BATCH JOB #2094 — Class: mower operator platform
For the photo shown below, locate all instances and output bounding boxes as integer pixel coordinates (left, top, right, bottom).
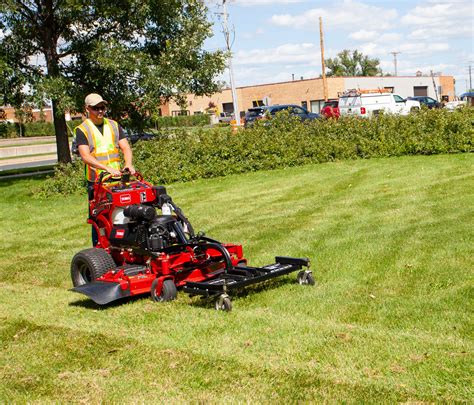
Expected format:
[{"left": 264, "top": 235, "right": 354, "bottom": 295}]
[{"left": 70, "top": 170, "right": 315, "bottom": 311}]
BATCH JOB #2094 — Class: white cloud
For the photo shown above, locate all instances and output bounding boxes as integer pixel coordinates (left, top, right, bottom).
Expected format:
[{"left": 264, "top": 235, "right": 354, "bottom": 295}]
[
  {"left": 206, "top": 0, "right": 304, "bottom": 5},
  {"left": 271, "top": 0, "right": 398, "bottom": 31},
  {"left": 402, "top": 0, "right": 473, "bottom": 40},
  {"left": 231, "top": 0, "right": 304, "bottom": 5},
  {"left": 242, "top": 27, "right": 265, "bottom": 39},
  {"left": 409, "top": 25, "right": 472, "bottom": 40},
  {"left": 349, "top": 30, "right": 378, "bottom": 41},
  {"left": 234, "top": 42, "right": 322, "bottom": 66}
]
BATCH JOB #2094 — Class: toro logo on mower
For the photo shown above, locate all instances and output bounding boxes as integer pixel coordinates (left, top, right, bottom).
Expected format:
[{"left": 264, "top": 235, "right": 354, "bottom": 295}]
[{"left": 119, "top": 194, "right": 132, "bottom": 204}]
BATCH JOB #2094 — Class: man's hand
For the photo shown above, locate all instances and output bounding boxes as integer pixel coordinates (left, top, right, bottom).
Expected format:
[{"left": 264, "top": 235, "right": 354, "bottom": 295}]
[
  {"left": 106, "top": 166, "right": 122, "bottom": 176},
  {"left": 125, "top": 165, "right": 136, "bottom": 175}
]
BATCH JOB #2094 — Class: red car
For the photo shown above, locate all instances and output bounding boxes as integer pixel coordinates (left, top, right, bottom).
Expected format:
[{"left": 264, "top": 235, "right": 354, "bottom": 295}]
[{"left": 321, "top": 100, "right": 340, "bottom": 119}]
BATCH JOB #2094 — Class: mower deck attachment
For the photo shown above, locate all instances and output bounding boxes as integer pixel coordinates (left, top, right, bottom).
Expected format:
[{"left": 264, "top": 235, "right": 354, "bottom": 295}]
[
  {"left": 183, "top": 256, "right": 311, "bottom": 298},
  {"left": 71, "top": 281, "right": 131, "bottom": 305}
]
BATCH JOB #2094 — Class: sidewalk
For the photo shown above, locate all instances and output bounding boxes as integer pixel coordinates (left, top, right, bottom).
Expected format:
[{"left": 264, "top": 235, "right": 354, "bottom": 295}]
[{"left": 0, "top": 136, "right": 56, "bottom": 146}]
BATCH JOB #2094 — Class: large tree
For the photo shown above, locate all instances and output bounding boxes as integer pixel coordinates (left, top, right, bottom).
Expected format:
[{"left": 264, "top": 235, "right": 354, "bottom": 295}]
[
  {"left": 0, "top": 0, "right": 226, "bottom": 163},
  {"left": 325, "top": 49, "right": 381, "bottom": 77}
]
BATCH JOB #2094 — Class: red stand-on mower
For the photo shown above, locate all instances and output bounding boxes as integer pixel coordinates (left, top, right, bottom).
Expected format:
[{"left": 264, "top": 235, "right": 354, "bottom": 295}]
[{"left": 71, "top": 170, "right": 314, "bottom": 310}]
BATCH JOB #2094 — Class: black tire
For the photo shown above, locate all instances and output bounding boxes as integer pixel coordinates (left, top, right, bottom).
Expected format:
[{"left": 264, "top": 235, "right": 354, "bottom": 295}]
[
  {"left": 71, "top": 248, "right": 116, "bottom": 287},
  {"left": 151, "top": 279, "right": 177, "bottom": 302},
  {"left": 215, "top": 295, "right": 232, "bottom": 311},
  {"left": 297, "top": 270, "right": 316, "bottom": 286}
]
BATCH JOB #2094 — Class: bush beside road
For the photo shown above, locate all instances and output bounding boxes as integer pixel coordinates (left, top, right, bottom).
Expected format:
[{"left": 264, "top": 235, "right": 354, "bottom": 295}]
[{"left": 38, "top": 107, "right": 473, "bottom": 196}]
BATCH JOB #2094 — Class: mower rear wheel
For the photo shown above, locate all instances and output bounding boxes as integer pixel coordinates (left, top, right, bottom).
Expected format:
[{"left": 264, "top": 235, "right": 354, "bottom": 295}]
[
  {"left": 215, "top": 294, "right": 232, "bottom": 312},
  {"left": 71, "top": 248, "right": 116, "bottom": 287},
  {"left": 151, "top": 279, "right": 177, "bottom": 302}
]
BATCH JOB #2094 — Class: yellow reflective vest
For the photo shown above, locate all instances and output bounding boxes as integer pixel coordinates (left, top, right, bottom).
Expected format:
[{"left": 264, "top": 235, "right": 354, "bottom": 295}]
[{"left": 74, "top": 118, "right": 121, "bottom": 182}]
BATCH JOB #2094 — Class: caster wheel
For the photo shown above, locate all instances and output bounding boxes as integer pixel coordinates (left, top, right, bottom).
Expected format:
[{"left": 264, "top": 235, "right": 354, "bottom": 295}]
[
  {"left": 215, "top": 294, "right": 232, "bottom": 311},
  {"left": 151, "top": 279, "right": 177, "bottom": 302},
  {"left": 297, "top": 270, "right": 315, "bottom": 286}
]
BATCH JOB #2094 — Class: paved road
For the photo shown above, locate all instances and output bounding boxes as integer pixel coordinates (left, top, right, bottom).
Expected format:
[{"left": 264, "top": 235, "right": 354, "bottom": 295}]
[
  {"left": 0, "top": 137, "right": 61, "bottom": 172},
  {"left": 0, "top": 158, "right": 57, "bottom": 172}
]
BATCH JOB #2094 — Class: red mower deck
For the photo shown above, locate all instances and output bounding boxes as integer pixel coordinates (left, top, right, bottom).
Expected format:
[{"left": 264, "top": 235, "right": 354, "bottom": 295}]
[{"left": 70, "top": 171, "right": 314, "bottom": 310}]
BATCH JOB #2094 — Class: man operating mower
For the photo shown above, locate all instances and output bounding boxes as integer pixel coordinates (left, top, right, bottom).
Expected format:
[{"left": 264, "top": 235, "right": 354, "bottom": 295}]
[{"left": 74, "top": 93, "right": 135, "bottom": 245}]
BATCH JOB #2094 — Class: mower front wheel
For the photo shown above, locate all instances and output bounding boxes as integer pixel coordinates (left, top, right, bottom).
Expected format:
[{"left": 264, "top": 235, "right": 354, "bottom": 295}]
[
  {"left": 215, "top": 294, "right": 232, "bottom": 312},
  {"left": 151, "top": 279, "right": 177, "bottom": 302},
  {"left": 71, "top": 248, "right": 116, "bottom": 287},
  {"left": 297, "top": 270, "right": 315, "bottom": 286}
]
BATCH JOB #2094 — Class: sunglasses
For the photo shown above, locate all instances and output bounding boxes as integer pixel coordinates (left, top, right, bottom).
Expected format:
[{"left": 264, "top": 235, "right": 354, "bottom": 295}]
[{"left": 90, "top": 105, "right": 106, "bottom": 111}]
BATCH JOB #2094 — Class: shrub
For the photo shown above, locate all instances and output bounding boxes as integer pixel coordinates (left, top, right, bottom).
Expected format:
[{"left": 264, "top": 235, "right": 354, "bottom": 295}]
[
  {"left": 36, "top": 108, "right": 473, "bottom": 196},
  {"left": 34, "top": 160, "right": 86, "bottom": 198},
  {"left": 149, "top": 114, "right": 211, "bottom": 128}
]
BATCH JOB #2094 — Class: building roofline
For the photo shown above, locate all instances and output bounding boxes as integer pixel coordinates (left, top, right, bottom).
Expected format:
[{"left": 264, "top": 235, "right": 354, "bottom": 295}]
[{"left": 224, "top": 74, "right": 454, "bottom": 91}]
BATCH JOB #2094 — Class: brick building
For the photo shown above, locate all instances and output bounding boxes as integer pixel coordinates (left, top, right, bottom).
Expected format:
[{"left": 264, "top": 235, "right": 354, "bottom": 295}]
[
  {"left": 0, "top": 106, "right": 53, "bottom": 123},
  {"left": 163, "top": 75, "right": 455, "bottom": 118}
]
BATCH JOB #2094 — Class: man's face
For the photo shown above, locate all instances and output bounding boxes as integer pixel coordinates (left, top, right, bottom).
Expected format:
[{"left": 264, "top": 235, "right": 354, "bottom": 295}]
[{"left": 87, "top": 103, "right": 106, "bottom": 121}]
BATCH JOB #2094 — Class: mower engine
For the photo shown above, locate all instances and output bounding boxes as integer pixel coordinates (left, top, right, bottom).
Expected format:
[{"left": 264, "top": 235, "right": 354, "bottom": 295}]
[{"left": 71, "top": 170, "right": 314, "bottom": 311}]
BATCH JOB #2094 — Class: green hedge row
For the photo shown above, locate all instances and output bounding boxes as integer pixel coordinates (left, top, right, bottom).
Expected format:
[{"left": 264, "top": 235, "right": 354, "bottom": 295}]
[
  {"left": 36, "top": 108, "right": 473, "bottom": 197},
  {"left": 0, "top": 120, "right": 83, "bottom": 138},
  {"left": 149, "top": 114, "right": 210, "bottom": 128}
]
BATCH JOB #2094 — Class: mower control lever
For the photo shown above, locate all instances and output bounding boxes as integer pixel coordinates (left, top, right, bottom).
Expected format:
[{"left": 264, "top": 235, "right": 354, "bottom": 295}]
[{"left": 98, "top": 169, "right": 144, "bottom": 184}]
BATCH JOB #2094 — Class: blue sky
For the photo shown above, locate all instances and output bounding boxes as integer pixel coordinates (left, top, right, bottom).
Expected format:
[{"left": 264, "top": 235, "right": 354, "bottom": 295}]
[{"left": 205, "top": 0, "right": 473, "bottom": 95}]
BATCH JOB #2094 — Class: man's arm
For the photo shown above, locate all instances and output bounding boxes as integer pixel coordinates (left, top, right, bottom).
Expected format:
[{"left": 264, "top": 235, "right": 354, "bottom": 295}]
[
  {"left": 118, "top": 138, "right": 135, "bottom": 174},
  {"left": 78, "top": 145, "right": 122, "bottom": 176}
]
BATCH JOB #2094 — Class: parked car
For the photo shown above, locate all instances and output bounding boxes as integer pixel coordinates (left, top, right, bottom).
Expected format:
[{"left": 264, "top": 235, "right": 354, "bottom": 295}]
[
  {"left": 218, "top": 112, "right": 234, "bottom": 124},
  {"left": 405, "top": 96, "right": 442, "bottom": 109},
  {"left": 338, "top": 89, "right": 420, "bottom": 117},
  {"left": 320, "top": 100, "right": 340, "bottom": 119},
  {"left": 124, "top": 129, "right": 156, "bottom": 145},
  {"left": 244, "top": 104, "right": 319, "bottom": 127}
]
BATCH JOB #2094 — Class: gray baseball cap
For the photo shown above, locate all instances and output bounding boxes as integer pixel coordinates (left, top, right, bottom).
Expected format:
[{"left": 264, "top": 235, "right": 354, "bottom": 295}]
[{"left": 85, "top": 93, "right": 108, "bottom": 107}]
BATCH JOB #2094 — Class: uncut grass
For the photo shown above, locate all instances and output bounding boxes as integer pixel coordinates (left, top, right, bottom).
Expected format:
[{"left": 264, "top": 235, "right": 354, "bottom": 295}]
[{"left": 0, "top": 154, "right": 473, "bottom": 402}]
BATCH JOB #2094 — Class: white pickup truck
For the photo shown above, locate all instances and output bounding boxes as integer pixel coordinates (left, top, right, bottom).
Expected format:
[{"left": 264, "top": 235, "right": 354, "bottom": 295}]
[{"left": 338, "top": 89, "right": 420, "bottom": 117}]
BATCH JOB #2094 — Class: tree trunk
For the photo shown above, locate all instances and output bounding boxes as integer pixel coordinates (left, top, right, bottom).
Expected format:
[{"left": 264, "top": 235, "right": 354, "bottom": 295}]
[{"left": 52, "top": 99, "right": 71, "bottom": 164}]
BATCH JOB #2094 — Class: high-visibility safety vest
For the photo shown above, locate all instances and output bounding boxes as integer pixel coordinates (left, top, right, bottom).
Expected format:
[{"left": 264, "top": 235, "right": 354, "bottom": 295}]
[{"left": 74, "top": 118, "right": 121, "bottom": 182}]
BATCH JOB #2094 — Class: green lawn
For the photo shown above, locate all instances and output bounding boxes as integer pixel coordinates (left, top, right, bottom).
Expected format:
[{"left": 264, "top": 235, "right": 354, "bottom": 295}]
[{"left": 0, "top": 154, "right": 472, "bottom": 402}]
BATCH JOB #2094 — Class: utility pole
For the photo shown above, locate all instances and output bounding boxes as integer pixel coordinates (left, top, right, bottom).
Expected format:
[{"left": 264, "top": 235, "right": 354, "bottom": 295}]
[
  {"left": 469, "top": 64, "right": 472, "bottom": 91},
  {"left": 390, "top": 51, "right": 400, "bottom": 76},
  {"left": 431, "top": 70, "right": 439, "bottom": 101},
  {"left": 222, "top": 0, "right": 241, "bottom": 126},
  {"left": 319, "top": 17, "right": 328, "bottom": 101}
]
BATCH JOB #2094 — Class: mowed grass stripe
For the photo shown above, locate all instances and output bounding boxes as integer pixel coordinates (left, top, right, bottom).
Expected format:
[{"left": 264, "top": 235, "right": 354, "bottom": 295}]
[
  {"left": 0, "top": 313, "right": 469, "bottom": 402},
  {"left": 0, "top": 154, "right": 473, "bottom": 401}
]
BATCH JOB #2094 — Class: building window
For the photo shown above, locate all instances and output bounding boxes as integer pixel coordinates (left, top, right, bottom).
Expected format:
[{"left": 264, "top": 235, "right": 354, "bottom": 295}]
[
  {"left": 222, "top": 102, "right": 234, "bottom": 113},
  {"left": 384, "top": 87, "right": 394, "bottom": 93},
  {"left": 310, "top": 100, "right": 324, "bottom": 114},
  {"left": 252, "top": 100, "right": 264, "bottom": 107},
  {"left": 301, "top": 101, "right": 308, "bottom": 109},
  {"left": 172, "top": 110, "right": 190, "bottom": 116},
  {"left": 413, "top": 86, "right": 428, "bottom": 97}
]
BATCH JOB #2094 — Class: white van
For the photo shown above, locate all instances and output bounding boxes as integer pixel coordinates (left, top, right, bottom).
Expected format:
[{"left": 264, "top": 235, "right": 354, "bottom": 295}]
[{"left": 338, "top": 89, "right": 420, "bottom": 117}]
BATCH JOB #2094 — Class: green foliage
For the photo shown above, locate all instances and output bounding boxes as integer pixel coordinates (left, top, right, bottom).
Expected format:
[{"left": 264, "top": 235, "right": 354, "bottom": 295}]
[
  {"left": 1, "top": 0, "right": 226, "bottom": 161},
  {"left": 149, "top": 114, "right": 211, "bottom": 128},
  {"left": 326, "top": 49, "right": 382, "bottom": 76},
  {"left": 34, "top": 161, "right": 86, "bottom": 197},
  {"left": 36, "top": 108, "right": 473, "bottom": 196},
  {"left": 0, "top": 119, "right": 80, "bottom": 138}
]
